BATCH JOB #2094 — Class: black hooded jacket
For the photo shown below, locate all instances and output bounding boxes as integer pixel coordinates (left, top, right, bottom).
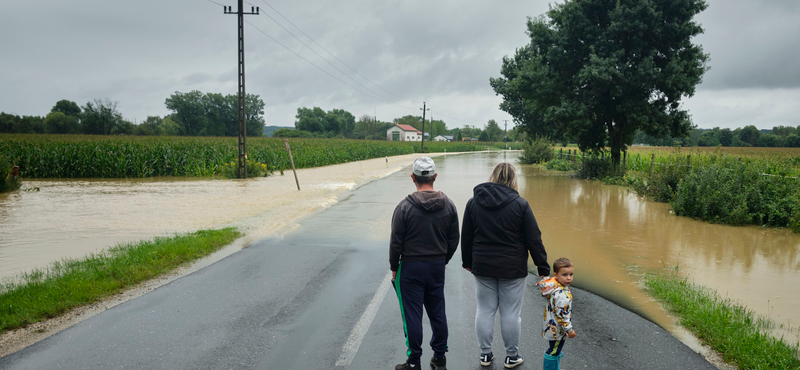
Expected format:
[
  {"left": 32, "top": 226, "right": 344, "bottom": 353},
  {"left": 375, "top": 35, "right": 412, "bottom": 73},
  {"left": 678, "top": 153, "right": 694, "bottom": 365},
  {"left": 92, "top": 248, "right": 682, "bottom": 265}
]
[
  {"left": 461, "top": 182, "right": 549, "bottom": 279},
  {"left": 389, "top": 191, "right": 460, "bottom": 271}
]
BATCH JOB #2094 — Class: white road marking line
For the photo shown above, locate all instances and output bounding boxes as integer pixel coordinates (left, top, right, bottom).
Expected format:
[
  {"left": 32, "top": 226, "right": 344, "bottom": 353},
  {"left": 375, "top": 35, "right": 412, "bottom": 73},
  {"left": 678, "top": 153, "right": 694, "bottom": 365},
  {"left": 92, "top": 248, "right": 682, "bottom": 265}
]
[{"left": 335, "top": 271, "right": 393, "bottom": 367}]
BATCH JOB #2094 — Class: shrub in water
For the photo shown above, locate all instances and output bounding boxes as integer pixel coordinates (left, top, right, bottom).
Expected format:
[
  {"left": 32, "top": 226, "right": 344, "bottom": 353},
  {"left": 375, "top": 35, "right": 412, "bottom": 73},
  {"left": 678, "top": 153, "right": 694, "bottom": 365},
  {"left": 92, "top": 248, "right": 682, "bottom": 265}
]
[
  {"left": 544, "top": 159, "right": 577, "bottom": 172},
  {"left": 576, "top": 155, "right": 623, "bottom": 180},
  {"left": 672, "top": 159, "right": 800, "bottom": 229},
  {"left": 217, "top": 160, "right": 273, "bottom": 179},
  {"left": 0, "top": 155, "right": 21, "bottom": 193},
  {"left": 519, "top": 137, "right": 553, "bottom": 164},
  {"left": 633, "top": 157, "right": 691, "bottom": 203}
]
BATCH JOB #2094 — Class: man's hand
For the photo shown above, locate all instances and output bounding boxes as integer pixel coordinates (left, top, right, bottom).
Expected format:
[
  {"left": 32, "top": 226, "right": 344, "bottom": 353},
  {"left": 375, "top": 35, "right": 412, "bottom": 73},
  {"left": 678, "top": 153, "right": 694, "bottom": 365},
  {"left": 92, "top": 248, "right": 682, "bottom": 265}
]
[
  {"left": 392, "top": 270, "right": 397, "bottom": 281},
  {"left": 567, "top": 330, "right": 576, "bottom": 338},
  {"left": 464, "top": 267, "right": 471, "bottom": 272}
]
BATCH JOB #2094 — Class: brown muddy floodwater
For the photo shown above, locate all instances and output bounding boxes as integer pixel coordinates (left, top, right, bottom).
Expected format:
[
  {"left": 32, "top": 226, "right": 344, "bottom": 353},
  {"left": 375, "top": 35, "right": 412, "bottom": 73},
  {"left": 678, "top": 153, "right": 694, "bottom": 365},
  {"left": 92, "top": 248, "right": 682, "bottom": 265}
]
[
  {"left": 1, "top": 152, "right": 799, "bottom": 347},
  {"left": 516, "top": 163, "right": 800, "bottom": 345}
]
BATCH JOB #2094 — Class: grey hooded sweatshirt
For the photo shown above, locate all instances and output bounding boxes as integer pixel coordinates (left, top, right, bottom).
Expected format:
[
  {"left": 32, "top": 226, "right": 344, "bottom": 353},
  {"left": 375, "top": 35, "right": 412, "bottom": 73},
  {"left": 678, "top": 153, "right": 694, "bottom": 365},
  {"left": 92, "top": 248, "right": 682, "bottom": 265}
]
[{"left": 389, "top": 191, "right": 460, "bottom": 272}]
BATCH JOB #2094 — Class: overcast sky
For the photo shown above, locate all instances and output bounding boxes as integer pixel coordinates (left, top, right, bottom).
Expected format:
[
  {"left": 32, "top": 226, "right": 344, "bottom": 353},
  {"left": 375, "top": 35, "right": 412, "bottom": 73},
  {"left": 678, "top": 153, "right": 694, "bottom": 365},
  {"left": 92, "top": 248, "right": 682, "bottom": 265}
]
[{"left": 1, "top": 0, "right": 798, "bottom": 131}]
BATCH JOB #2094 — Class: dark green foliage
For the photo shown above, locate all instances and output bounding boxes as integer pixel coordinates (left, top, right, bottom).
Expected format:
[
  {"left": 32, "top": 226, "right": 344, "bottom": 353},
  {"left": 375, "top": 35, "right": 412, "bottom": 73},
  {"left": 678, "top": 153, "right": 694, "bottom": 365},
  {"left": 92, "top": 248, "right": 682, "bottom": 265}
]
[
  {"left": 491, "top": 0, "right": 709, "bottom": 165},
  {"left": 165, "top": 91, "right": 265, "bottom": 137},
  {"left": 785, "top": 134, "right": 800, "bottom": 148},
  {"left": 51, "top": 100, "right": 81, "bottom": 118},
  {"left": 81, "top": 99, "right": 122, "bottom": 135},
  {"left": 576, "top": 156, "right": 624, "bottom": 180},
  {"left": 544, "top": 159, "right": 576, "bottom": 171},
  {"left": 272, "top": 128, "right": 316, "bottom": 138},
  {"left": 294, "top": 107, "right": 355, "bottom": 137},
  {"left": 0, "top": 154, "right": 21, "bottom": 193},
  {"left": 519, "top": 137, "right": 554, "bottom": 164},
  {"left": 672, "top": 160, "right": 800, "bottom": 229},
  {"left": 632, "top": 157, "right": 691, "bottom": 202}
]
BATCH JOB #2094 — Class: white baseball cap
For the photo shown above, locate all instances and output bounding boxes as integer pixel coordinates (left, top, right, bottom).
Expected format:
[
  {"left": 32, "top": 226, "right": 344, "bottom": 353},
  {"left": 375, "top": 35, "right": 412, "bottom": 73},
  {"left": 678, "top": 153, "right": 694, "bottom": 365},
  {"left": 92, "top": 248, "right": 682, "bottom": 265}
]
[{"left": 412, "top": 157, "right": 436, "bottom": 177}]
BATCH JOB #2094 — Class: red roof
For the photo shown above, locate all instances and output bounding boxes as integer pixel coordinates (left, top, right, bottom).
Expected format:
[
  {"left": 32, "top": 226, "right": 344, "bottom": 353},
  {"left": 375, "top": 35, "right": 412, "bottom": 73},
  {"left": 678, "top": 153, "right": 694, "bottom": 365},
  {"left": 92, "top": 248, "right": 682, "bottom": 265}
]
[{"left": 396, "top": 124, "right": 421, "bottom": 134}]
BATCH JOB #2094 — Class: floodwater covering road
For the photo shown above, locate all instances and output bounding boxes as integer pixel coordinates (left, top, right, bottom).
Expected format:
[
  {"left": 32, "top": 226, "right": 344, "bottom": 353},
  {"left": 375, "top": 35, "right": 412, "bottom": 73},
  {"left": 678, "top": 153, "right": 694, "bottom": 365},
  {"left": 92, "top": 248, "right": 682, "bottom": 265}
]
[
  {"left": 0, "top": 153, "right": 719, "bottom": 369},
  {"left": 1, "top": 152, "right": 798, "bottom": 367}
]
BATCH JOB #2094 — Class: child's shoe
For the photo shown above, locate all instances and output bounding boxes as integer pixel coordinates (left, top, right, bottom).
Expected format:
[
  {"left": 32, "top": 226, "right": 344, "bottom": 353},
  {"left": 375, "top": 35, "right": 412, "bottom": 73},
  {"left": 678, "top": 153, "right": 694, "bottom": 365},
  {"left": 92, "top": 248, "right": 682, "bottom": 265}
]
[{"left": 543, "top": 353, "right": 559, "bottom": 370}]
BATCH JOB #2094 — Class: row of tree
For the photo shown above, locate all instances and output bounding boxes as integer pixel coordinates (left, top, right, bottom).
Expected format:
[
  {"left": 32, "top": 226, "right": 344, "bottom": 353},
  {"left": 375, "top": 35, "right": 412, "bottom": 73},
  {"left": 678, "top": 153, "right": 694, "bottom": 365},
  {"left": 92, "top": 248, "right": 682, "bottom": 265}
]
[
  {"left": 634, "top": 125, "right": 800, "bottom": 148},
  {"left": 0, "top": 91, "right": 266, "bottom": 137},
  {"left": 273, "top": 107, "right": 511, "bottom": 142}
]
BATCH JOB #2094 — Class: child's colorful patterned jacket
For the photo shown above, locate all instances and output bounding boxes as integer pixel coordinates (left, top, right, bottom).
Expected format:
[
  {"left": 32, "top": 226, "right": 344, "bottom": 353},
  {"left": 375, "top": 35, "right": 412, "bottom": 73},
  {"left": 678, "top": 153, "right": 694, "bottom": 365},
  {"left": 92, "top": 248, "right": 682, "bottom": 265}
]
[{"left": 536, "top": 277, "right": 573, "bottom": 341}]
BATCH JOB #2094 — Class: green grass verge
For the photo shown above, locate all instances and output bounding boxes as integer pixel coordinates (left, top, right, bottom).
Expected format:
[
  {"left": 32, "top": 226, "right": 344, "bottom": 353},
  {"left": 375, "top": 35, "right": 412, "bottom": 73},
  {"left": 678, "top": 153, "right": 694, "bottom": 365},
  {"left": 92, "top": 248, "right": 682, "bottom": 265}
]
[
  {"left": 0, "top": 228, "right": 241, "bottom": 334},
  {"left": 643, "top": 272, "right": 800, "bottom": 370}
]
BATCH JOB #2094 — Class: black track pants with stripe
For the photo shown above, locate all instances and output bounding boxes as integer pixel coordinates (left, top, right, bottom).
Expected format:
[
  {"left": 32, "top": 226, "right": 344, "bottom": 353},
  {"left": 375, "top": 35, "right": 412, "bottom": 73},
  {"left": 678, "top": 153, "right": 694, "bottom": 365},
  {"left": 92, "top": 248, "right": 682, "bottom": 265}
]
[{"left": 393, "top": 259, "right": 448, "bottom": 364}]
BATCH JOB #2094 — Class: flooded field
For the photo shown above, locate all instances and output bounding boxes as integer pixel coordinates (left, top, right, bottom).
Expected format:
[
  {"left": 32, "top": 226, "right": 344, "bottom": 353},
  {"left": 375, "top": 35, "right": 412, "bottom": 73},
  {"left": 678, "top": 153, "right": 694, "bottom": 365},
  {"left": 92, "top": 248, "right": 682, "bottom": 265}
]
[{"left": 1, "top": 152, "right": 798, "bottom": 346}]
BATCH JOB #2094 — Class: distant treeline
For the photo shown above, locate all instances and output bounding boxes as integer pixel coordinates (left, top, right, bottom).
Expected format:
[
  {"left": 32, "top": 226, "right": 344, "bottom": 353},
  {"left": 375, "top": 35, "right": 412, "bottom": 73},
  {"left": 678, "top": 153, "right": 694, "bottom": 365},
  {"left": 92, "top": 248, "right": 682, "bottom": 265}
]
[
  {"left": 634, "top": 125, "right": 800, "bottom": 148},
  {"left": 0, "top": 91, "right": 265, "bottom": 137},
  {"left": 273, "top": 107, "right": 511, "bottom": 142}
]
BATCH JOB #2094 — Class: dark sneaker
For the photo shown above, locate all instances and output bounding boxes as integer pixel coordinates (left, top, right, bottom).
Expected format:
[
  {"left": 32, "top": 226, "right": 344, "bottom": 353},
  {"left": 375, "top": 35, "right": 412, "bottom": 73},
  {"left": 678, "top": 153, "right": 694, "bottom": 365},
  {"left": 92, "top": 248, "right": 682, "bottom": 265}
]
[
  {"left": 395, "top": 360, "right": 420, "bottom": 370},
  {"left": 503, "top": 355, "right": 524, "bottom": 368},
  {"left": 479, "top": 352, "right": 494, "bottom": 367},
  {"left": 430, "top": 355, "right": 447, "bottom": 370}
]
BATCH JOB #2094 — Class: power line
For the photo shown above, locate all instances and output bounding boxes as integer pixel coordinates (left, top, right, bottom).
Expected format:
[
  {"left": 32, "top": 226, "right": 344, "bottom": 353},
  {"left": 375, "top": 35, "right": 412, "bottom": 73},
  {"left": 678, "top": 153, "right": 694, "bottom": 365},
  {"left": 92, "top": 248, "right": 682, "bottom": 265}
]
[
  {"left": 257, "top": 0, "right": 416, "bottom": 104},
  {"left": 251, "top": 9, "right": 404, "bottom": 107},
  {"left": 207, "top": 0, "right": 482, "bottom": 126},
  {"left": 245, "top": 20, "right": 394, "bottom": 104}
]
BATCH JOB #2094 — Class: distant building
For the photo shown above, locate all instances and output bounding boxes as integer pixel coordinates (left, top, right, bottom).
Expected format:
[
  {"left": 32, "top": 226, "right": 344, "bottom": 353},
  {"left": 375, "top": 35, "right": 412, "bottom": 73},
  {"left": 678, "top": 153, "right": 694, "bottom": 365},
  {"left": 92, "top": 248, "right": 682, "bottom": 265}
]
[
  {"left": 387, "top": 124, "right": 422, "bottom": 141},
  {"left": 433, "top": 135, "right": 453, "bottom": 142}
]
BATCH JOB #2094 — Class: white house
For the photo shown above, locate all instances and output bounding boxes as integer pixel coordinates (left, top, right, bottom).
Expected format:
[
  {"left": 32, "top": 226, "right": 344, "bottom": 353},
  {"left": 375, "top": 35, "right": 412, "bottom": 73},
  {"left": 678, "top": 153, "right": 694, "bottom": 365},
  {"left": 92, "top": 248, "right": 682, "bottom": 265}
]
[
  {"left": 433, "top": 135, "right": 453, "bottom": 142},
  {"left": 386, "top": 124, "right": 422, "bottom": 141}
]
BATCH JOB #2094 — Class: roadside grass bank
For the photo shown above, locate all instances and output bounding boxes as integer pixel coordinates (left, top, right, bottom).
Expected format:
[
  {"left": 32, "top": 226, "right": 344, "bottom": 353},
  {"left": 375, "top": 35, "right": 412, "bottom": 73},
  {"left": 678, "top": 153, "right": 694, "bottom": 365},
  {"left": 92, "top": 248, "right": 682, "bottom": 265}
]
[
  {"left": 529, "top": 144, "right": 800, "bottom": 232},
  {"left": 643, "top": 271, "right": 800, "bottom": 370},
  {"left": 0, "top": 134, "right": 495, "bottom": 179},
  {"left": 0, "top": 228, "right": 241, "bottom": 334}
]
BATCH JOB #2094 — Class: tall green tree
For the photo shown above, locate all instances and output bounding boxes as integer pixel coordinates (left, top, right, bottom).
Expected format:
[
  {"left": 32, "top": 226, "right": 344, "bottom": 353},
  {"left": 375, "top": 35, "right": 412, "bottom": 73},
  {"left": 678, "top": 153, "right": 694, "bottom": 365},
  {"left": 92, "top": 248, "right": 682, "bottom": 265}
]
[
  {"left": 165, "top": 91, "right": 264, "bottom": 137},
  {"left": 52, "top": 100, "right": 81, "bottom": 118},
  {"left": 82, "top": 99, "right": 122, "bottom": 135},
  {"left": 427, "top": 119, "right": 448, "bottom": 137},
  {"left": 485, "top": 119, "right": 504, "bottom": 142},
  {"left": 736, "top": 125, "right": 761, "bottom": 147},
  {"left": 491, "top": 0, "right": 709, "bottom": 165},
  {"left": 44, "top": 111, "right": 81, "bottom": 134}
]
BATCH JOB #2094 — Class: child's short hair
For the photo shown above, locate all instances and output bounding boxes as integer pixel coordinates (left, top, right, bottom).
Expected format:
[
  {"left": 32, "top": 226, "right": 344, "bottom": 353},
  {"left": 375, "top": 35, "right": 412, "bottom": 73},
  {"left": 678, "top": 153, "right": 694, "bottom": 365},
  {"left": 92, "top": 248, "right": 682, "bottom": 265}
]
[{"left": 553, "top": 258, "right": 573, "bottom": 273}]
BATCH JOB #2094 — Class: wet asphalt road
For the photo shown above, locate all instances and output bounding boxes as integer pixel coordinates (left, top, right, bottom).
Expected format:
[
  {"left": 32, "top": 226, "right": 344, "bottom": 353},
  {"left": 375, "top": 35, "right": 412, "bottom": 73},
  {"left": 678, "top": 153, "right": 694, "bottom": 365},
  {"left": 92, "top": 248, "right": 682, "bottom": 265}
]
[{"left": 0, "top": 154, "right": 717, "bottom": 369}]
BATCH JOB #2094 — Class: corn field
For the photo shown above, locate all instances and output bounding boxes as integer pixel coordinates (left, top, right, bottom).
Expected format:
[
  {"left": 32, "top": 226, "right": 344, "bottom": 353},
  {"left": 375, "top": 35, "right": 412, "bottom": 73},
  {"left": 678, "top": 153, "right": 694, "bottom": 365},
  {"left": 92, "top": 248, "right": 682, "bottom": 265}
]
[{"left": 0, "top": 134, "right": 488, "bottom": 178}]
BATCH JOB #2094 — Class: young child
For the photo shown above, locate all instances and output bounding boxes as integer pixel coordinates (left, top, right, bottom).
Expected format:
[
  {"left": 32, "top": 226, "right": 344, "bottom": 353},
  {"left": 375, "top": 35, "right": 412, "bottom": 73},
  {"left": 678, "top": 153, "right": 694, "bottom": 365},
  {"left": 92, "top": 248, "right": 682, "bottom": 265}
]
[{"left": 536, "top": 258, "right": 576, "bottom": 370}]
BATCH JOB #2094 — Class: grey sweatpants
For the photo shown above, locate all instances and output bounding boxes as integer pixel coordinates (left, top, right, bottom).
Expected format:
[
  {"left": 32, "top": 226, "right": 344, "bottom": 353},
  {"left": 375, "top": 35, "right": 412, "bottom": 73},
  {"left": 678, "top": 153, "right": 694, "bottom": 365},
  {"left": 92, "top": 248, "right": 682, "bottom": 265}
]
[{"left": 474, "top": 275, "right": 527, "bottom": 357}]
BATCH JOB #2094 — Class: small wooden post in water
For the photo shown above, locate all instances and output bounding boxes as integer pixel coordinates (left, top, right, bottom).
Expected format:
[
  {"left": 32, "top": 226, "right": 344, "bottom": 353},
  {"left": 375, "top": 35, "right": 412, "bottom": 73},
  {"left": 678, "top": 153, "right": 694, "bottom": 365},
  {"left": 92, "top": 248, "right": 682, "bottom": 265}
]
[
  {"left": 649, "top": 153, "right": 655, "bottom": 177},
  {"left": 623, "top": 151, "right": 627, "bottom": 169},
  {"left": 284, "top": 139, "right": 300, "bottom": 191}
]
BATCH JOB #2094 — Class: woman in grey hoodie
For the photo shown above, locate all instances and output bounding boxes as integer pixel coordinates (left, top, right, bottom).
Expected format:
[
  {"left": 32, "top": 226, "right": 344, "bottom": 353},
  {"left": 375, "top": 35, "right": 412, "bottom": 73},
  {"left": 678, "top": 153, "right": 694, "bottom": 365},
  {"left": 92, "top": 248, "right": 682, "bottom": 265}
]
[{"left": 461, "top": 162, "right": 550, "bottom": 368}]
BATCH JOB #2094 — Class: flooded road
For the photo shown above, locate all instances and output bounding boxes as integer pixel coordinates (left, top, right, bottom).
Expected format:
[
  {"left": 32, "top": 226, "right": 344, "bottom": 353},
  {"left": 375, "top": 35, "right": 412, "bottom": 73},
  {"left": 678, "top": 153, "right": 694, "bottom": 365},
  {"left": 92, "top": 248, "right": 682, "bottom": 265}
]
[{"left": 1, "top": 152, "right": 798, "bottom": 345}]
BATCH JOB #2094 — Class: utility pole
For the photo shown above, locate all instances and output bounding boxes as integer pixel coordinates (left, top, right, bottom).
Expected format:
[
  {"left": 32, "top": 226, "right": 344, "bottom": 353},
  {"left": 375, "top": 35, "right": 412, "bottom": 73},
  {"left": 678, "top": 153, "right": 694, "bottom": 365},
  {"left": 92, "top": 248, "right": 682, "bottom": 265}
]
[
  {"left": 420, "top": 102, "right": 429, "bottom": 151},
  {"left": 503, "top": 119, "right": 509, "bottom": 149},
  {"left": 224, "top": 1, "right": 259, "bottom": 178}
]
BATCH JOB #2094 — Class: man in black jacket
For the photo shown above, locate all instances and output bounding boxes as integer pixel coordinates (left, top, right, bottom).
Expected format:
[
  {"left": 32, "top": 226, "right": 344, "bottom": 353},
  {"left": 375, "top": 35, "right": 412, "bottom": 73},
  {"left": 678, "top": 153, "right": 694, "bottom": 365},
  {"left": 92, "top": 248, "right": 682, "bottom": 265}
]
[{"left": 390, "top": 157, "right": 459, "bottom": 370}]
